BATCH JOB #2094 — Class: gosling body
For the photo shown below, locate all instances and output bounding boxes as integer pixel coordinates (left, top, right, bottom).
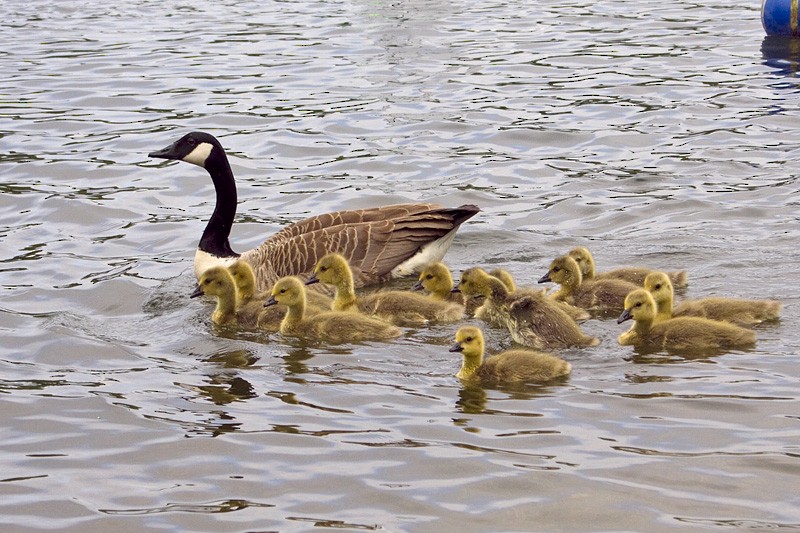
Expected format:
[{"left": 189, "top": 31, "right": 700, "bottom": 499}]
[
  {"left": 266, "top": 277, "right": 402, "bottom": 344},
  {"left": 618, "top": 289, "right": 756, "bottom": 351},
  {"left": 192, "top": 266, "right": 279, "bottom": 330},
  {"left": 456, "top": 267, "right": 598, "bottom": 350},
  {"left": 539, "top": 255, "right": 639, "bottom": 314},
  {"left": 310, "top": 253, "right": 464, "bottom": 326},
  {"left": 450, "top": 326, "right": 571, "bottom": 384},
  {"left": 644, "top": 272, "right": 781, "bottom": 327},
  {"left": 568, "top": 246, "right": 688, "bottom": 289}
]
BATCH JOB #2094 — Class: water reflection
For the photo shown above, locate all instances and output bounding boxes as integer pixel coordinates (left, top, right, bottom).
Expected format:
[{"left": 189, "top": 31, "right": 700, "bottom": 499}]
[{"left": 761, "top": 35, "right": 800, "bottom": 78}]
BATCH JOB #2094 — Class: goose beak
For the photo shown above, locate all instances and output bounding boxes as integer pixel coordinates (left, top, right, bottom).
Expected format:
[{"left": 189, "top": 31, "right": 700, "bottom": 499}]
[
  {"left": 264, "top": 296, "right": 278, "bottom": 307},
  {"left": 190, "top": 285, "right": 204, "bottom": 298},
  {"left": 617, "top": 308, "right": 633, "bottom": 324},
  {"left": 305, "top": 275, "right": 320, "bottom": 286},
  {"left": 448, "top": 342, "right": 464, "bottom": 353},
  {"left": 411, "top": 280, "right": 424, "bottom": 291},
  {"left": 537, "top": 272, "right": 551, "bottom": 284},
  {"left": 149, "top": 140, "right": 183, "bottom": 160}
]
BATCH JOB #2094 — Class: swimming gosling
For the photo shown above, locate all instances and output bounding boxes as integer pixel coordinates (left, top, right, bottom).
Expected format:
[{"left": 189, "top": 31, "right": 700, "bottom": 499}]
[
  {"left": 539, "top": 255, "right": 639, "bottom": 314},
  {"left": 644, "top": 272, "right": 781, "bottom": 327},
  {"left": 192, "top": 266, "right": 278, "bottom": 330},
  {"left": 265, "top": 276, "right": 402, "bottom": 344},
  {"left": 568, "top": 246, "right": 688, "bottom": 289},
  {"left": 617, "top": 289, "right": 756, "bottom": 351},
  {"left": 309, "top": 253, "right": 464, "bottom": 326},
  {"left": 455, "top": 267, "right": 599, "bottom": 350},
  {"left": 450, "top": 326, "right": 572, "bottom": 384}
]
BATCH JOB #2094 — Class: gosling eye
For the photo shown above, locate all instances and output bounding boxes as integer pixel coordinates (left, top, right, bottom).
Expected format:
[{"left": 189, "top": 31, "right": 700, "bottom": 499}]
[
  {"left": 465, "top": 336, "right": 473, "bottom": 342},
  {"left": 654, "top": 283, "right": 662, "bottom": 290},
  {"left": 426, "top": 274, "right": 433, "bottom": 280}
]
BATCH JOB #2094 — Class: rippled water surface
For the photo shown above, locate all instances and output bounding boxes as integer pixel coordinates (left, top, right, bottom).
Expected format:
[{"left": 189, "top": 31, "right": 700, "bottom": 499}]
[{"left": 2, "top": 0, "right": 800, "bottom": 531}]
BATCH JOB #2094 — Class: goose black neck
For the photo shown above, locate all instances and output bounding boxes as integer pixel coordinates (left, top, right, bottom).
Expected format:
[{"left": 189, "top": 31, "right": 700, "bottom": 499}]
[{"left": 199, "top": 147, "right": 239, "bottom": 258}]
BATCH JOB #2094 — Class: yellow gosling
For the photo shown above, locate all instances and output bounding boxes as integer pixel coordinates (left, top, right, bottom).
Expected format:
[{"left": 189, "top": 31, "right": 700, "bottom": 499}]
[
  {"left": 193, "top": 266, "right": 278, "bottom": 329},
  {"left": 450, "top": 326, "right": 572, "bottom": 384},
  {"left": 310, "top": 253, "right": 464, "bottom": 326},
  {"left": 455, "top": 267, "right": 598, "bottom": 350},
  {"left": 617, "top": 289, "right": 756, "bottom": 351},
  {"left": 568, "top": 246, "right": 688, "bottom": 288},
  {"left": 413, "top": 262, "right": 467, "bottom": 306},
  {"left": 490, "top": 267, "right": 589, "bottom": 321},
  {"left": 539, "top": 255, "right": 639, "bottom": 313},
  {"left": 644, "top": 271, "right": 781, "bottom": 327},
  {"left": 266, "top": 276, "right": 402, "bottom": 344}
]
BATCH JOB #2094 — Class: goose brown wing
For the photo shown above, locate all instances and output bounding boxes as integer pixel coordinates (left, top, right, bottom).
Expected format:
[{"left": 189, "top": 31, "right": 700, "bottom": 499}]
[
  {"left": 242, "top": 204, "right": 479, "bottom": 289},
  {"left": 266, "top": 203, "right": 446, "bottom": 244}
]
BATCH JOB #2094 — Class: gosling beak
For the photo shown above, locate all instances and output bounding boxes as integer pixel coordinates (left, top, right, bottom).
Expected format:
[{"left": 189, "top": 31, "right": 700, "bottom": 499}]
[
  {"left": 617, "top": 308, "right": 633, "bottom": 324},
  {"left": 305, "top": 274, "right": 320, "bottom": 286},
  {"left": 451, "top": 283, "right": 461, "bottom": 294},
  {"left": 448, "top": 342, "right": 464, "bottom": 353},
  {"left": 411, "top": 280, "right": 424, "bottom": 291},
  {"left": 148, "top": 139, "right": 183, "bottom": 160},
  {"left": 190, "top": 285, "right": 204, "bottom": 298},
  {"left": 264, "top": 296, "right": 278, "bottom": 307},
  {"left": 537, "top": 272, "right": 551, "bottom": 284}
]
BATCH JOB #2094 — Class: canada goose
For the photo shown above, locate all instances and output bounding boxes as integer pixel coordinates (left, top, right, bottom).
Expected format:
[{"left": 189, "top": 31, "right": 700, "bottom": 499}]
[
  {"left": 227, "top": 260, "right": 333, "bottom": 311},
  {"left": 617, "top": 289, "right": 756, "bottom": 351},
  {"left": 264, "top": 276, "right": 402, "bottom": 344},
  {"left": 308, "top": 253, "right": 464, "bottom": 326},
  {"left": 455, "top": 267, "right": 599, "bottom": 350},
  {"left": 191, "top": 266, "right": 281, "bottom": 330},
  {"left": 539, "top": 255, "right": 639, "bottom": 313},
  {"left": 149, "top": 132, "right": 480, "bottom": 291},
  {"left": 450, "top": 326, "right": 572, "bottom": 384},
  {"left": 489, "top": 267, "right": 590, "bottom": 322},
  {"left": 644, "top": 272, "right": 781, "bottom": 327},
  {"left": 568, "top": 246, "right": 688, "bottom": 289}
]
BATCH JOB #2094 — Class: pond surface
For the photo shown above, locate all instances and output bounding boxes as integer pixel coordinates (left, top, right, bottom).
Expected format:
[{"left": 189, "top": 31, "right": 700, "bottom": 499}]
[{"left": 1, "top": 0, "right": 799, "bottom": 531}]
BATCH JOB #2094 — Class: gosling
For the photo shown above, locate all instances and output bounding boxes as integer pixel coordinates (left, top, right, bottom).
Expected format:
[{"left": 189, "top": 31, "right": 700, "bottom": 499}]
[
  {"left": 455, "top": 267, "right": 599, "bottom": 350},
  {"left": 539, "top": 255, "right": 639, "bottom": 314},
  {"left": 309, "top": 253, "right": 464, "bottom": 326},
  {"left": 568, "top": 246, "right": 688, "bottom": 289},
  {"left": 192, "top": 266, "right": 278, "bottom": 330},
  {"left": 265, "top": 276, "right": 402, "bottom": 344},
  {"left": 644, "top": 272, "right": 781, "bottom": 327},
  {"left": 617, "top": 289, "right": 756, "bottom": 351},
  {"left": 450, "top": 326, "right": 572, "bottom": 384}
]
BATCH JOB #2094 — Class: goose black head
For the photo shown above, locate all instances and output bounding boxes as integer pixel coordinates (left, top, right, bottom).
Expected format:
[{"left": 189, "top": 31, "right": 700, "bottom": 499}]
[{"left": 149, "top": 131, "right": 223, "bottom": 168}]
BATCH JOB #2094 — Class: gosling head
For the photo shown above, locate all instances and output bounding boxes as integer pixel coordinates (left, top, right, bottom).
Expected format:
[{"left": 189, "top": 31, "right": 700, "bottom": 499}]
[
  {"left": 454, "top": 267, "right": 492, "bottom": 298},
  {"left": 618, "top": 289, "right": 657, "bottom": 324},
  {"left": 265, "top": 276, "right": 305, "bottom": 308},
  {"left": 644, "top": 272, "right": 673, "bottom": 303},
  {"left": 228, "top": 261, "right": 257, "bottom": 296},
  {"left": 488, "top": 268, "right": 516, "bottom": 292},
  {"left": 449, "top": 326, "right": 485, "bottom": 360},
  {"left": 567, "top": 246, "right": 595, "bottom": 278},
  {"left": 413, "top": 262, "right": 454, "bottom": 293},
  {"left": 148, "top": 131, "right": 225, "bottom": 169},
  {"left": 307, "top": 253, "right": 352, "bottom": 286},
  {"left": 193, "top": 266, "right": 235, "bottom": 298},
  {"left": 539, "top": 255, "right": 582, "bottom": 286}
]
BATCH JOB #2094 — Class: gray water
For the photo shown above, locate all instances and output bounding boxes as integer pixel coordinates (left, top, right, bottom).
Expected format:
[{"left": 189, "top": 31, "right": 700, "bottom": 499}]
[{"left": 2, "top": 0, "right": 799, "bottom": 531}]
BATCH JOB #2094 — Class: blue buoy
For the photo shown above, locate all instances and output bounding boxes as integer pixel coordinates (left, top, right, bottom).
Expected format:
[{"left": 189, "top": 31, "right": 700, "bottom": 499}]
[{"left": 763, "top": 0, "right": 800, "bottom": 36}]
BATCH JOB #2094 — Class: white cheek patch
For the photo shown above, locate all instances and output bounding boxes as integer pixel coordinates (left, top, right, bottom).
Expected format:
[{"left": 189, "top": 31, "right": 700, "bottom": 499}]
[{"left": 183, "top": 142, "right": 214, "bottom": 167}]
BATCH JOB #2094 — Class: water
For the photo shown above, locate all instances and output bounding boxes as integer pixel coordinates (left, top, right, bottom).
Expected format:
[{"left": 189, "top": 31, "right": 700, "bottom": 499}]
[{"left": 2, "top": 0, "right": 799, "bottom": 530}]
